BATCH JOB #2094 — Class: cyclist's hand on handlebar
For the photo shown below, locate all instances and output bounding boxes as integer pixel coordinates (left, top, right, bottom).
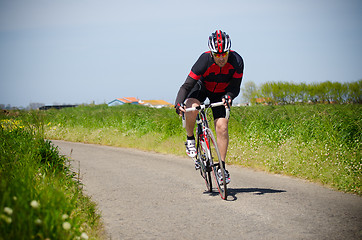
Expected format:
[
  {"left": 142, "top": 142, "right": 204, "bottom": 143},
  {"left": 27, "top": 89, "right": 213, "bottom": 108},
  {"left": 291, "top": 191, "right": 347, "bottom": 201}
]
[
  {"left": 222, "top": 95, "right": 232, "bottom": 109},
  {"left": 175, "top": 103, "right": 186, "bottom": 116}
]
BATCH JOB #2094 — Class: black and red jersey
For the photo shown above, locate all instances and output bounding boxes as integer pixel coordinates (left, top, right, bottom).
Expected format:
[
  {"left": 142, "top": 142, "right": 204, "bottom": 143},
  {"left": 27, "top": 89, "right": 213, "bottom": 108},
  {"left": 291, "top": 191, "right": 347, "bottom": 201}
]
[{"left": 175, "top": 50, "right": 244, "bottom": 105}]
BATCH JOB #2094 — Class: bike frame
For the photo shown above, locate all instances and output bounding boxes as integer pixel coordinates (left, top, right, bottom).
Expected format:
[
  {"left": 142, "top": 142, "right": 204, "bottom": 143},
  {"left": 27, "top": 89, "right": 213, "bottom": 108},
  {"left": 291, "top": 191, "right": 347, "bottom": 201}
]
[{"left": 183, "top": 102, "right": 230, "bottom": 199}]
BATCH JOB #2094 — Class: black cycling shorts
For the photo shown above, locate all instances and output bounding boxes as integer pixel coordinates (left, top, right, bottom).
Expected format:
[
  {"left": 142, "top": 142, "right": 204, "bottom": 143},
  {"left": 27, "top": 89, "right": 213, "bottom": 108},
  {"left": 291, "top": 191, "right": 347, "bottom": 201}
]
[{"left": 187, "top": 81, "right": 227, "bottom": 120}]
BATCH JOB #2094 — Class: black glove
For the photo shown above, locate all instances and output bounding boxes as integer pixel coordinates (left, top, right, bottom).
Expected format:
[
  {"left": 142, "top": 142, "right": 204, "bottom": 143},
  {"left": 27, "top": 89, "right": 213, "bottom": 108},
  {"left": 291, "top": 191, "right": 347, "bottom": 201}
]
[
  {"left": 175, "top": 103, "right": 184, "bottom": 115},
  {"left": 222, "top": 95, "right": 232, "bottom": 107}
]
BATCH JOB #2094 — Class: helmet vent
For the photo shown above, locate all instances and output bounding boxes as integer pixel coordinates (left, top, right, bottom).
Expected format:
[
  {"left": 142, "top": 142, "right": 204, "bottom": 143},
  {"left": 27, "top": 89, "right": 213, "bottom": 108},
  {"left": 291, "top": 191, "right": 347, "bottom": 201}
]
[{"left": 208, "top": 30, "right": 231, "bottom": 53}]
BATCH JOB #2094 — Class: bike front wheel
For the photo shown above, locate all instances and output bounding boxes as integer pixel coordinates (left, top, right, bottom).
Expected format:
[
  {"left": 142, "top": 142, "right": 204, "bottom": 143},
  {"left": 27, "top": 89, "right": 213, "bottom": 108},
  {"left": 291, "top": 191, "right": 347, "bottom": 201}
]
[
  {"left": 197, "top": 138, "right": 212, "bottom": 193},
  {"left": 205, "top": 128, "right": 227, "bottom": 200}
]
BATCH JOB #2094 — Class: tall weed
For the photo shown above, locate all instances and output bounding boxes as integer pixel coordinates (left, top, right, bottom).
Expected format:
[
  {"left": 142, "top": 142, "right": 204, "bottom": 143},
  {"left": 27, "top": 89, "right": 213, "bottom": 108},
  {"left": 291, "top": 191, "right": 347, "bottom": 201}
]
[{"left": 0, "top": 114, "right": 103, "bottom": 239}]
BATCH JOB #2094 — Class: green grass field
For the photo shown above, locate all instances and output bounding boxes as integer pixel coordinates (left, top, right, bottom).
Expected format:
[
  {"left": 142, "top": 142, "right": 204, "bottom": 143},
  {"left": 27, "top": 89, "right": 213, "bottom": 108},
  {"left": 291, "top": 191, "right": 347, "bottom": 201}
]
[
  {"left": 41, "top": 103, "right": 361, "bottom": 195},
  {"left": 228, "top": 105, "right": 361, "bottom": 194},
  {"left": 1, "top": 103, "right": 360, "bottom": 238}
]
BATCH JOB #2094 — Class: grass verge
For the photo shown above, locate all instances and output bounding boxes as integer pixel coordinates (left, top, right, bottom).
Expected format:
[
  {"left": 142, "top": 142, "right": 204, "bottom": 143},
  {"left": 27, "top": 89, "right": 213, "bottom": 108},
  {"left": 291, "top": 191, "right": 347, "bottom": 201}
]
[{"left": 0, "top": 113, "right": 105, "bottom": 239}]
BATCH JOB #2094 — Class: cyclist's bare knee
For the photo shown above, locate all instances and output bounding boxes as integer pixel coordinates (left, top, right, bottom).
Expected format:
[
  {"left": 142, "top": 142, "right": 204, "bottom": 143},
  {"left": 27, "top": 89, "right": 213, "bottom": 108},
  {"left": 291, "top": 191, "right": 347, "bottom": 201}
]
[
  {"left": 185, "top": 98, "right": 200, "bottom": 108},
  {"left": 184, "top": 99, "right": 199, "bottom": 135},
  {"left": 215, "top": 118, "right": 229, "bottom": 135}
]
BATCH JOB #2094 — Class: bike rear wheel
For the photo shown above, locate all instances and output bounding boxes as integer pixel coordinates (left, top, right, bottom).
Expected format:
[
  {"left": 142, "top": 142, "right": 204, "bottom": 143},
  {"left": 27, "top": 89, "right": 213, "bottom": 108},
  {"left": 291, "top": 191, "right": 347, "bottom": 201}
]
[
  {"left": 205, "top": 129, "right": 227, "bottom": 200},
  {"left": 197, "top": 138, "right": 212, "bottom": 192}
]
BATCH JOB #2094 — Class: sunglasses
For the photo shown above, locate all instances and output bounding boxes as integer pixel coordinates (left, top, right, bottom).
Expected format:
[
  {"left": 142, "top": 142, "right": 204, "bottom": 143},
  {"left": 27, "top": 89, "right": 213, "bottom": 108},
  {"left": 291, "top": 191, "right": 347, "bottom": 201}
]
[{"left": 212, "top": 51, "right": 229, "bottom": 58}]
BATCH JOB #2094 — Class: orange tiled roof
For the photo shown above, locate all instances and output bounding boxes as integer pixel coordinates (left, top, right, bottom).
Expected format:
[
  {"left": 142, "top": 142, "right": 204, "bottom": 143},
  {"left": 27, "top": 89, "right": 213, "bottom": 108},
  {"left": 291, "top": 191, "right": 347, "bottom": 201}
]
[
  {"left": 255, "top": 98, "right": 271, "bottom": 103},
  {"left": 115, "top": 97, "right": 139, "bottom": 103},
  {"left": 123, "top": 97, "right": 139, "bottom": 102},
  {"left": 140, "top": 100, "right": 172, "bottom": 106},
  {"left": 116, "top": 98, "right": 130, "bottom": 103}
]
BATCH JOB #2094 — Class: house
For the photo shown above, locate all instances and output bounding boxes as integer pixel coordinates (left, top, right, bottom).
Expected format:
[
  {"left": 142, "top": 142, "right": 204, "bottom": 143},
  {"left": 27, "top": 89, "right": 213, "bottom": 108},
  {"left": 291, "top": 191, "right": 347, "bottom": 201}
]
[
  {"left": 254, "top": 98, "right": 272, "bottom": 105},
  {"left": 108, "top": 97, "right": 139, "bottom": 106},
  {"left": 39, "top": 105, "right": 78, "bottom": 110},
  {"left": 108, "top": 97, "right": 173, "bottom": 108},
  {"left": 139, "top": 100, "right": 173, "bottom": 108},
  {"left": 123, "top": 97, "right": 139, "bottom": 103}
]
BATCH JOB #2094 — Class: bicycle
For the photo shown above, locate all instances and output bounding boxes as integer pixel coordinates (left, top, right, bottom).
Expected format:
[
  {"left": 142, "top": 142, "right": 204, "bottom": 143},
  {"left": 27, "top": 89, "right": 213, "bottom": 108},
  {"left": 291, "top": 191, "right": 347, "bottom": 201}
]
[{"left": 183, "top": 102, "right": 230, "bottom": 200}]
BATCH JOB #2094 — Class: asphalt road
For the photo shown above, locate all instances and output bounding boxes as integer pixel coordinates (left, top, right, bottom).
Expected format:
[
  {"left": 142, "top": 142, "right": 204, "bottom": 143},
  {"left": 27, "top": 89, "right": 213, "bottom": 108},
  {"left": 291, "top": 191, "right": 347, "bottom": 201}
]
[{"left": 53, "top": 140, "right": 362, "bottom": 240}]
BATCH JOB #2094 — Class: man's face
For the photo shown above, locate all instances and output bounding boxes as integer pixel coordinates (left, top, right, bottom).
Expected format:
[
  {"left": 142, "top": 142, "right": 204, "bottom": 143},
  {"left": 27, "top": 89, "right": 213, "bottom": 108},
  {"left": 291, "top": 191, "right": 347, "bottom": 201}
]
[{"left": 212, "top": 51, "right": 229, "bottom": 68}]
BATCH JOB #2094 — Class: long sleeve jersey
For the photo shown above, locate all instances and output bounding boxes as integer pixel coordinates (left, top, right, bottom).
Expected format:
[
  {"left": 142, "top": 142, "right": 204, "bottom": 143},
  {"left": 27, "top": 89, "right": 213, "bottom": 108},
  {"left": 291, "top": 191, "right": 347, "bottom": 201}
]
[{"left": 175, "top": 50, "right": 244, "bottom": 105}]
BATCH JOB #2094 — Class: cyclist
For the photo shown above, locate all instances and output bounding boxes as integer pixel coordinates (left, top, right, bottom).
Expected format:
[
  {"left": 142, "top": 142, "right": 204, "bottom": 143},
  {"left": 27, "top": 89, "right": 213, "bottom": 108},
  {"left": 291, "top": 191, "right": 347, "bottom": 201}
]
[{"left": 175, "top": 30, "right": 244, "bottom": 184}]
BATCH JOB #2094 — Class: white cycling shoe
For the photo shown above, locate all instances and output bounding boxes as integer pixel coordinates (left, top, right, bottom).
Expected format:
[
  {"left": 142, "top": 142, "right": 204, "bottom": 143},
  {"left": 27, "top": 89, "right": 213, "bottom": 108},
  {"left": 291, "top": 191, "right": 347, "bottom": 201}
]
[
  {"left": 218, "top": 168, "right": 231, "bottom": 184},
  {"left": 185, "top": 139, "right": 197, "bottom": 158}
]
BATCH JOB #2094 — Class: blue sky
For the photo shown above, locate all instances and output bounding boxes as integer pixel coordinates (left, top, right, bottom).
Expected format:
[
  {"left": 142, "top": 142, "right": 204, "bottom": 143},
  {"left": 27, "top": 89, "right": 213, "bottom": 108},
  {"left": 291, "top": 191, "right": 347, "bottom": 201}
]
[{"left": 1, "top": 0, "right": 361, "bottom": 107}]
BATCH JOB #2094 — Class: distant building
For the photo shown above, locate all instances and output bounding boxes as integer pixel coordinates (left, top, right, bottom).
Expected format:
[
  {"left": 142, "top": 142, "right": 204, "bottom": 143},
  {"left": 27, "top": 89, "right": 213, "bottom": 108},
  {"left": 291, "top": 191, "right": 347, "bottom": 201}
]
[
  {"left": 108, "top": 97, "right": 139, "bottom": 106},
  {"left": 108, "top": 97, "right": 173, "bottom": 108},
  {"left": 254, "top": 98, "right": 272, "bottom": 105},
  {"left": 122, "top": 97, "right": 139, "bottom": 103},
  {"left": 139, "top": 100, "right": 173, "bottom": 108},
  {"left": 38, "top": 105, "right": 78, "bottom": 110}
]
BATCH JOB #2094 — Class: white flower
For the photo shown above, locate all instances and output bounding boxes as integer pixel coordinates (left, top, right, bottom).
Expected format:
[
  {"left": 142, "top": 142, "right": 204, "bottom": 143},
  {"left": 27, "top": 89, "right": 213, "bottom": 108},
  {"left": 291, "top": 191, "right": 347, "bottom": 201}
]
[
  {"left": 35, "top": 218, "right": 42, "bottom": 225},
  {"left": 4, "top": 207, "right": 13, "bottom": 215},
  {"left": 80, "top": 232, "right": 89, "bottom": 240},
  {"left": 62, "top": 221, "right": 71, "bottom": 230},
  {"left": 30, "top": 200, "right": 40, "bottom": 209},
  {"left": 13, "top": 196, "right": 17, "bottom": 201},
  {"left": 62, "top": 214, "right": 69, "bottom": 220},
  {"left": 0, "top": 214, "right": 12, "bottom": 224}
]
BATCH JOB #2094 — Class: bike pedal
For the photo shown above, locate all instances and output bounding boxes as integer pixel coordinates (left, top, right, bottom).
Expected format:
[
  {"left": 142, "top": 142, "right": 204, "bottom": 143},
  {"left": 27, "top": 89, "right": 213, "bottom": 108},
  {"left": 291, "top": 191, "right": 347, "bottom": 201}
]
[{"left": 193, "top": 158, "right": 201, "bottom": 170}]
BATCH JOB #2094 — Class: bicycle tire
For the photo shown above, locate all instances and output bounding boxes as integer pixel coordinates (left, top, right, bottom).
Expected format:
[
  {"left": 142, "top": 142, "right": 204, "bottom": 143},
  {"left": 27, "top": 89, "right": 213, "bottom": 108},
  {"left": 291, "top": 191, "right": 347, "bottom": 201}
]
[
  {"left": 197, "top": 137, "right": 212, "bottom": 192},
  {"left": 205, "top": 128, "right": 227, "bottom": 200}
]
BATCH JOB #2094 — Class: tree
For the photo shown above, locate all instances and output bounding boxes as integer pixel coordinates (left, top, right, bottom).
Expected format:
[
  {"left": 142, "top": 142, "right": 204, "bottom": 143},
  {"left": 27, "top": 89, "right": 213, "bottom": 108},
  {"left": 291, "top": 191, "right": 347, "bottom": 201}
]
[
  {"left": 330, "top": 82, "right": 346, "bottom": 103},
  {"left": 241, "top": 79, "right": 360, "bottom": 105},
  {"left": 241, "top": 81, "right": 258, "bottom": 104},
  {"left": 347, "top": 80, "right": 362, "bottom": 103},
  {"left": 316, "top": 81, "right": 332, "bottom": 103},
  {"left": 259, "top": 82, "right": 274, "bottom": 104},
  {"left": 293, "top": 82, "right": 308, "bottom": 103}
]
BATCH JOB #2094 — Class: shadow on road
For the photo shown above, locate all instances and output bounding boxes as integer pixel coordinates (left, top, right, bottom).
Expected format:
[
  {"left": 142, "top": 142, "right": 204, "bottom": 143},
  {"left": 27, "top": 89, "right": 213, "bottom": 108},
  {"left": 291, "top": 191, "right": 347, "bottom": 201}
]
[
  {"left": 227, "top": 187, "right": 286, "bottom": 201},
  {"left": 203, "top": 188, "right": 286, "bottom": 201}
]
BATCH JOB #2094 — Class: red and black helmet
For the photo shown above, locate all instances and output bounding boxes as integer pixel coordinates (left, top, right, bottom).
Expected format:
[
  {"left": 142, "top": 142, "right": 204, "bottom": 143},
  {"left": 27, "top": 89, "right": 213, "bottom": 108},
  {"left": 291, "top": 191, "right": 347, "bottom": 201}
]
[{"left": 208, "top": 30, "right": 231, "bottom": 54}]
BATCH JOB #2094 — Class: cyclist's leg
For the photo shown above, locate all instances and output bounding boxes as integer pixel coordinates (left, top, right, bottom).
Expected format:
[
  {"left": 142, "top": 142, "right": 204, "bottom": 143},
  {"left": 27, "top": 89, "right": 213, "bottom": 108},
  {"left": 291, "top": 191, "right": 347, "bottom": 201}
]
[
  {"left": 184, "top": 82, "right": 207, "bottom": 158},
  {"left": 210, "top": 96, "right": 230, "bottom": 185},
  {"left": 209, "top": 95, "right": 229, "bottom": 163},
  {"left": 185, "top": 81, "right": 207, "bottom": 137},
  {"left": 214, "top": 117, "right": 231, "bottom": 186},
  {"left": 184, "top": 98, "right": 200, "bottom": 137},
  {"left": 214, "top": 117, "right": 229, "bottom": 163}
]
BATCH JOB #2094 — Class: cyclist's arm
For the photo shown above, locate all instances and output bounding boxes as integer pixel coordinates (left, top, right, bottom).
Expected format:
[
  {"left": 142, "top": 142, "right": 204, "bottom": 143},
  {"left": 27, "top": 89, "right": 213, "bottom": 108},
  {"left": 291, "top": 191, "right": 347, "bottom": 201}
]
[
  {"left": 225, "top": 77, "right": 242, "bottom": 100},
  {"left": 175, "top": 75, "right": 197, "bottom": 106},
  {"left": 175, "top": 52, "right": 210, "bottom": 106},
  {"left": 225, "top": 54, "right": 244, "bottom": 100}
]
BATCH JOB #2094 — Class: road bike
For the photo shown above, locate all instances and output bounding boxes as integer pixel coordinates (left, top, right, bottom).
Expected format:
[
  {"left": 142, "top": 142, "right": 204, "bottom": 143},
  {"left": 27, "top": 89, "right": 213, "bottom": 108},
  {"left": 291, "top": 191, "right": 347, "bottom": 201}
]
[{"left": 183, "top": 102, "right": 230, "bottom": 200}]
